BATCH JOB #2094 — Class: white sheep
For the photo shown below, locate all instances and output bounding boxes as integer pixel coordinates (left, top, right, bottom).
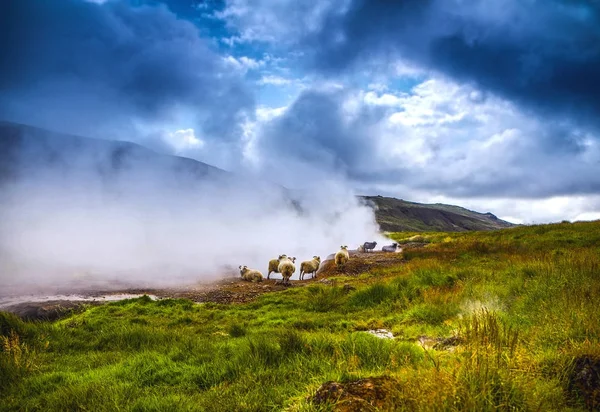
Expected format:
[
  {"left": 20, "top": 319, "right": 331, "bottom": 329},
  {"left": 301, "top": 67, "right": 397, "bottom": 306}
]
[
  {"left": 299, "top": 256, "right": 321, "bottom": 280},
  {"left": 267, "top": 254, "right": 286, "bottom": 279},
  {"left": 335, "top": 245, "right": 349, "bottom": 269},
  {"left": 239, "top": 265, "right": 264, "bottom": 282},
  {"left": 277, "top": 256, "right": 296, "bottom": 285}
]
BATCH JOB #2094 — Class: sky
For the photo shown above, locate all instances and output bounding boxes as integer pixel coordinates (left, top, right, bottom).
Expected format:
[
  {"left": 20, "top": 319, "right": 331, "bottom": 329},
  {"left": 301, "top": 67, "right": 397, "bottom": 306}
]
[{"left": 2, "top": 0, "right": 600, "bottom": 224}]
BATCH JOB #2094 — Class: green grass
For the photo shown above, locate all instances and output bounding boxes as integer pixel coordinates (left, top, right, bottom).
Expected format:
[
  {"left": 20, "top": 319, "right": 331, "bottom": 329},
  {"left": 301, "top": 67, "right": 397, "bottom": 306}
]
[{"left": 2, "top": 220, "right": 600, "bottom": 411}]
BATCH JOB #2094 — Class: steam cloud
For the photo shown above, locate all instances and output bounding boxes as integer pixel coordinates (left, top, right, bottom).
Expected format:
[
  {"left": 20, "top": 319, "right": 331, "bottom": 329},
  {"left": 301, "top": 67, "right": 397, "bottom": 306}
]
[{"left": 0, "top": 127, "right": 386, "bottom": 296}]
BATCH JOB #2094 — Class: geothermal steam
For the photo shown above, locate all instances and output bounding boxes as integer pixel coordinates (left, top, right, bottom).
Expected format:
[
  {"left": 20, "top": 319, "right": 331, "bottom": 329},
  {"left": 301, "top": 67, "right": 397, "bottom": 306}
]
[{"left": 0, "top": 132, "right": 385, "bottom": 294}]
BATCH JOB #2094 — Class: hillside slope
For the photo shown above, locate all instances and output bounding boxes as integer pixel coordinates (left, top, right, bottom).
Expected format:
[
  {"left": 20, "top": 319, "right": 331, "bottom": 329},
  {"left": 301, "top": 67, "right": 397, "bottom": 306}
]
[
  {"left": 362, "top": 195, "right": 516, "bottom": 232},
  {"left": 0, "top": 121, "right": 231, "bottom": 186}
]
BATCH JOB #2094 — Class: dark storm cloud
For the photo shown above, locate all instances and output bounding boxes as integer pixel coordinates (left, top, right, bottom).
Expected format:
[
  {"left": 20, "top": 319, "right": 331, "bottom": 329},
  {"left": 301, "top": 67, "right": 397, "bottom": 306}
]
[
  {"left": 308, "top": 0, "right": 600, "bottom": 121},
  {"left": 0, "top": 0, "right": 253, "bottom": 144},
  {"left": 257, "top": 89, "right": 386, "bottom": 177}
]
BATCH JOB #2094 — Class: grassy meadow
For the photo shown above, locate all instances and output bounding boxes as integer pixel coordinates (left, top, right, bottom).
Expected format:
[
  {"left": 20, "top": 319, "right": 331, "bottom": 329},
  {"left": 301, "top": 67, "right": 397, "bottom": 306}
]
[{"left": 2, "top": 221, "right": 600, "bottom": 411}]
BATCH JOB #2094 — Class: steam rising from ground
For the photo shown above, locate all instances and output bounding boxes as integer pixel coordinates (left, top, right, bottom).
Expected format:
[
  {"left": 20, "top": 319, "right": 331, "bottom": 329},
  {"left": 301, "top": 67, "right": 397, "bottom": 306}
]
[{"left": 0, "top": 131, "right": 385, "bottom": 295}]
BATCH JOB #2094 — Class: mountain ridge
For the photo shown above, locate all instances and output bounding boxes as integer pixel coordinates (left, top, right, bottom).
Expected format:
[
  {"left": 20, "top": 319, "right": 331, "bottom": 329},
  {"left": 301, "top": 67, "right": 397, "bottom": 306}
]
[{"left": 360, "top": 195, "right": 516, "bottom": 232}]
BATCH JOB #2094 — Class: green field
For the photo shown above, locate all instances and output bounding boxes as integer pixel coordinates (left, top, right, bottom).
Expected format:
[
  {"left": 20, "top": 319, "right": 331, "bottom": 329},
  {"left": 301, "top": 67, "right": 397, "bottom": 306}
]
[{"left": 2, "top": 221, "right": 600, "bottom": 411}]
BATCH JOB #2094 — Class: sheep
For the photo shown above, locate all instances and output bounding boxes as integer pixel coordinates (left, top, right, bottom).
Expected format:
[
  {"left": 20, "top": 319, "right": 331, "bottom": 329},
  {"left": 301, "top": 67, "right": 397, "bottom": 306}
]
[
  {"left": 299, "top": 256, "right": 321, "bottom": 280},
  {"left": 335, "top": 246, "right": 350, "bottom": 269},
  {"left": 267, "top": 254, "right": 287, "bottom": 279},
  {"left": 363, "top": 241, "right": 377, "bottom": 252},
  {"left": 239, "top": 265, "right": 264, "bottom": 282},
  {"left": 382, "top": 243, "right": 399, "bottom": 253},
  {"left": 277, "top": 256, "right": 296, "bottom": 285},
  {"left": 357, "top": 245, "right": 365, "bottom": 253}
]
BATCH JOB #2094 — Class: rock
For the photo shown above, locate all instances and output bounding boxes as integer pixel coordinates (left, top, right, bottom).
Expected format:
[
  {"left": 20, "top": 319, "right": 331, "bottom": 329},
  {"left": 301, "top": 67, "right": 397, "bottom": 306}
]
[
  {"left": 433, "top": 335, "right": 463, "bottom": 350},
  {"left": 568, "top": 355, "right": 600, "bottom": 410},
  {"left": 1, "top": 300, "right": 99, "bottom": 321},
  {"left": 417, "top": 335, "right": 462, "bottom": 351},
  {"left": 311, "top": 376, "right": 401, "bottom": 411},
  {"left": 366, "top": 329, "right": 394, "bottom": 339}
]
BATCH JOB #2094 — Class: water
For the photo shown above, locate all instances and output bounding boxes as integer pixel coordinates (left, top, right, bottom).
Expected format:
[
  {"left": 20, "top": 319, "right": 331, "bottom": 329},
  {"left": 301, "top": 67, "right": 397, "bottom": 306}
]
[{"left": 0, "top": 293, "right": 158, "bottom": 309}]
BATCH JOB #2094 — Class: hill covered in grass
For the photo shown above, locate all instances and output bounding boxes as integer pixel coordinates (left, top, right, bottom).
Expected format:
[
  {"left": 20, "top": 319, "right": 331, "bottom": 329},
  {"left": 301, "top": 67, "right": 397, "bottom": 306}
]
[
  {"left": 362, "top": 195, "right": 517, "bottom": 232},
  {"left": 2, "top": 220, "right": 600, "bottom": 410}
]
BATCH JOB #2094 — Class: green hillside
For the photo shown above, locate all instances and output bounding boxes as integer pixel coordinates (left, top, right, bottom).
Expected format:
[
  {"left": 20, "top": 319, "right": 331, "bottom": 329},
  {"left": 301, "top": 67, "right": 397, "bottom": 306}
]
[
  {"left": 2, "top": 221, "right": 600, "bottom": 411},
  {"left": 362, "top": 195, "right": 517, "bottom": 232}
]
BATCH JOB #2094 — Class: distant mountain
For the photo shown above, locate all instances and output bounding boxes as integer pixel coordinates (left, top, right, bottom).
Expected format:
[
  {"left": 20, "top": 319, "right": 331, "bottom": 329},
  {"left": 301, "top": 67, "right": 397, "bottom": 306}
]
[
  {"left": 361, "top": 195, "right": 516, "bottom": 232},
  {"left": 0, "top": 121, "right": 231, "bottom": 187}
]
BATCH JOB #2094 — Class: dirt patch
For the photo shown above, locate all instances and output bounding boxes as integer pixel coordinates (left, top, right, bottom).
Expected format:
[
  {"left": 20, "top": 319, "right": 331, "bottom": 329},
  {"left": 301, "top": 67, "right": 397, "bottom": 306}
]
[
  {"left": 311, "top": 376, "right": 403, "bottom": 411},
  {"left": 143, "top": 278, "right": 293, "bottom": 305},
  {"left": 568, "top": 355, "right": 600, "bottom": 410},
  {"left": 316, "top": 250, "right": 405, "bottom": 278}
]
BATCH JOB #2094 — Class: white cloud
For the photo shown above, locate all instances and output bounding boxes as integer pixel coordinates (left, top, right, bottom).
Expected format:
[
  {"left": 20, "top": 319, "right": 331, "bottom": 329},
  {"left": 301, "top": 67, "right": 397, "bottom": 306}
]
[
  {"left": 364, "top": 91, "right": 404, "bottom": 107},
  {"left": 223, "top": 55, "right": 264, "bottom": 73},
  {"left": 426, "top": 195, "right": 600, "bottom": 225},
  {"left": 258, "top": 75, "right": 292, "bottom": 86},
  {"left": 239, "top": 105, "right": 289, "bottom": 169},
  {"left": 367, "top": 82, "right": 388, "bottom": 92},
  {"left": 216, "top": 0, "right": 339, "bottom": 44},
  {"left": 164, "top": 129, "right": 204, "bottom": 153},
  {"left": 393, "top": 60, "right": 429, "bottom": 77},
  {"left": 256, "top": 105, "right": 287, "bottom": 121}
]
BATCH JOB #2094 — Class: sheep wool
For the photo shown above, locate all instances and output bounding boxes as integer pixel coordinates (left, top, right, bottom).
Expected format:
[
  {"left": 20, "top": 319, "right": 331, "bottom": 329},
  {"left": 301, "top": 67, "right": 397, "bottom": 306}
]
[
  {"left": 239, "top": 266, "right": 264, "bottom": 282},
  {"left": 277, "top": 256, "right": 296, "bottom": 285},
  {"left": 267, "top": 254, "right": 286, "bottom": 279},
  {"left": 335, "top": 246, "right": 350, "bottom": 269},
  {"left": 299, "top": 256, "right": 321, "bottom": 280}
]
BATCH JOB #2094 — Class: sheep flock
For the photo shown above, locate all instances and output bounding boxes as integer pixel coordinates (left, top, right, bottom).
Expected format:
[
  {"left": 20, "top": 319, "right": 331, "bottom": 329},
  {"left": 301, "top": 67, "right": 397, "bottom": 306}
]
[{"left": 238, "top": 241, "right": 401, "bottom": 285}]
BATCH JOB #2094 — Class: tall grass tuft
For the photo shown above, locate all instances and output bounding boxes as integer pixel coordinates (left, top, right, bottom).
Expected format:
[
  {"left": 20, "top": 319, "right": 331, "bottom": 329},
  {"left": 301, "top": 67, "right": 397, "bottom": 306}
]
[
  {"left": 306, "top": 285, "right": 347, "bottom": 312},
  {"left": 453, "top": 309, "right": 524, "bottom": 409},
  {"left": 279, "top": 330, "right": 307, "bottom": 354},
  {"left": 0, "top": 330, "right": 39, "bottom": 392}
]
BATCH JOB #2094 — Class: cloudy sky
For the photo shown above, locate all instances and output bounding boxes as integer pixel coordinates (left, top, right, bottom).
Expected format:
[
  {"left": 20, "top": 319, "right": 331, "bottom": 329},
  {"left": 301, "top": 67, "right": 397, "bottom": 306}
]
[{"left": 2, "top": 0, "right": 600, "bottom": 224}]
